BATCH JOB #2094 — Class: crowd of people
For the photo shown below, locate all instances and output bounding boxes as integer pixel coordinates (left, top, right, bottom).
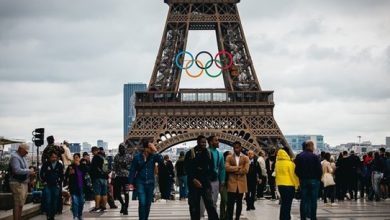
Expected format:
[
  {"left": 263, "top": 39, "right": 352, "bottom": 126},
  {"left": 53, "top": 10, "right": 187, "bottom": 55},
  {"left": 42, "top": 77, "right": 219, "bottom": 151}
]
[{"left": 6, "top": 134, "right": 390, "bottom": 220}]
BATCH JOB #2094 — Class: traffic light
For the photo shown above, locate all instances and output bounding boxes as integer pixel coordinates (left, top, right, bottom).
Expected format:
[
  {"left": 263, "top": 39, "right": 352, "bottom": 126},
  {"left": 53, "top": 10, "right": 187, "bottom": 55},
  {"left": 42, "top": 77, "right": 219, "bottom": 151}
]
[{"left": 32, "top": 128, "right": 45, "bottom": 147}]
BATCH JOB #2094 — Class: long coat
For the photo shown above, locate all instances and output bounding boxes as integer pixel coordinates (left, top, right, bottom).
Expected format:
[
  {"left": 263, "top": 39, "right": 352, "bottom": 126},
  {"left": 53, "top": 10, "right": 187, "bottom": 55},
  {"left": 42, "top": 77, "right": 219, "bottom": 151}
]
[{"left": 225, "top": 154, "right": 250, "bottom": 193}]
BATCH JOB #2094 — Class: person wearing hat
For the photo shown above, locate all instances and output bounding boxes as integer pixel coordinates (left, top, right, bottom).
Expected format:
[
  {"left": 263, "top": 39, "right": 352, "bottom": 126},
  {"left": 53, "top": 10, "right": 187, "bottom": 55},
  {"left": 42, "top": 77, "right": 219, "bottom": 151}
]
[{"left": 9, "top": 143, "right": 36, "bottom": 220}]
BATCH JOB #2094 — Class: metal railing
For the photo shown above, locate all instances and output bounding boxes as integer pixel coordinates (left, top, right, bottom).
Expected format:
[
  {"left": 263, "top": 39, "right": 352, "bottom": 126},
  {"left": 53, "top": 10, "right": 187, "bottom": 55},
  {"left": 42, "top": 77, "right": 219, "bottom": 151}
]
[{"left": 135, "top": 90, "right": 274, "bottom": 104}]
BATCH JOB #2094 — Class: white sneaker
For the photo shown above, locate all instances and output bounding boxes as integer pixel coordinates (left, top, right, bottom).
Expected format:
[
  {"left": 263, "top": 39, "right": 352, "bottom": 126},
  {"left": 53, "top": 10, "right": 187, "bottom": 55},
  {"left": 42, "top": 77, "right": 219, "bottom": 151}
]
[{"left": 331, "top": 203, "right": 338, "bottom": 207}]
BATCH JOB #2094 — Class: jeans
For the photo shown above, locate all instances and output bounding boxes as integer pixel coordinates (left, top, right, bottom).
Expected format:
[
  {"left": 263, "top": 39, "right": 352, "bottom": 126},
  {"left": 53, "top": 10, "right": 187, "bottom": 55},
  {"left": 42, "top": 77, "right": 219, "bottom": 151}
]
[
  {"left": 246, "top": 184, "right": 257, "bottom": 209},
  {"left": 347, "top": 173, "right": 358, "bottom": 200},
  {"left": 268, "top": 176, "right": 276, "bottom": 199},
  {"left": 71, "top": 193, "right": 85, "bottom": 218},
  {"left": 278, "top": 186, "right": 295, "bottom": 220},
  {"left": 299, "top": 179, "right": 320, "bottom": 220},
  {"left": 257, "top": 176, "right": 266, "bottom": 198},
  {"left": 200, "top": 180, "right": 219, "bottom": 217},
  {"left": 372, "top": 172, "right": 383, "bottom": 200},
  {"left": 227, "top": 192, "right": 243, "bottom": 220},
  {"left": 188, "top": 185, "right": 219, "bottom": 220},
  {"left": 136, "top": 182, "right": 155, "bottom": 220},
  {"left": 360, "top": 175, "right": 371, "bottom": 198},
  {"left": 178, "top": 176, "right": 188, "bottom": 199},
  {"left": 220, "top": 185, "right": 228, "bottom": 220},
  {"left": 43, "top": 186, "right": 60, "bottom": 220}
]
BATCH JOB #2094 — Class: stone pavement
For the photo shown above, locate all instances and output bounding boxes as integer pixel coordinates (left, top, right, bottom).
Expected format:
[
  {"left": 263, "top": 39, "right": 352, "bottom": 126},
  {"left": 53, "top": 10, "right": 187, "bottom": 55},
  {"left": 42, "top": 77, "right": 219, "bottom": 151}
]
[{"left": 30, "top": 198, "right": 390, "bottom": 220}]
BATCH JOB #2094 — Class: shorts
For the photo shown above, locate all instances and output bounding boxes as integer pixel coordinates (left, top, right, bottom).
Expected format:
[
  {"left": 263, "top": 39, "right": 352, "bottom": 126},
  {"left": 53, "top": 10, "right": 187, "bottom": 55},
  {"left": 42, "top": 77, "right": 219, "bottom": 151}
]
[
  {"left": 9, "top": 182, "right": 28, "bottom": 206},
  {"left": 93, "top": 178, "right": 108, "bottom": 196}
]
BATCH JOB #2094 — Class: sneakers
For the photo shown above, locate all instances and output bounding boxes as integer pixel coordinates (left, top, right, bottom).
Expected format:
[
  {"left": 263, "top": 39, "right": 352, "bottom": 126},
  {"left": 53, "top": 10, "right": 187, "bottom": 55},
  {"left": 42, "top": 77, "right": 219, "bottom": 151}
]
[
  {"left": 331, "top": 203, "right": 338, "bottom": 207},
  {"left": 123, "top": 209, "right": 128, "bottom": 215},
  {"left": 89, "top": 207, "right": 100, "bottom": 213},
  {"left": 100, "top": 207, "right": 107, "bottom": 212}
]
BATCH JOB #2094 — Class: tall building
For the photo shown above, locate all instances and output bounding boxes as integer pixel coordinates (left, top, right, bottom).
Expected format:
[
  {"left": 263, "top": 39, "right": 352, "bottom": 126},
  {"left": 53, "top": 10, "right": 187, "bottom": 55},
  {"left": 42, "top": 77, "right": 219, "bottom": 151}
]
[
  {"left": 69, "top": 143, "right": 81, "bottom": 153},
  {"left": 285, "top": 135, "right": 325, "bottom": 152},
  {"left": 97, "top": 140, "right": 108, "bottom": 151},
  {"left": 124, "top": 83, "right": 147, "bottom": 140},
  {"left": 386, "top": 137, "right": 390, "bottom": 149},
  {"left": 82, "top": 142, "right": 92, "bottom": 153}
]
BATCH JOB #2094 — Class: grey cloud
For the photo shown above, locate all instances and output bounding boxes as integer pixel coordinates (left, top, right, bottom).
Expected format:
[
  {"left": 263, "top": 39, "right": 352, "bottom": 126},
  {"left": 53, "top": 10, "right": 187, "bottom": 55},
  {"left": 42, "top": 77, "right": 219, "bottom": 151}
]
[
  {"left": 0, "top": 0, "right": 389, "bottom": 146},
  {"left": 289, "top": 18, "right": 324, "bottom": 36},
  {"left": 306, "top": 44, "right": 343, "bottom": 60}
]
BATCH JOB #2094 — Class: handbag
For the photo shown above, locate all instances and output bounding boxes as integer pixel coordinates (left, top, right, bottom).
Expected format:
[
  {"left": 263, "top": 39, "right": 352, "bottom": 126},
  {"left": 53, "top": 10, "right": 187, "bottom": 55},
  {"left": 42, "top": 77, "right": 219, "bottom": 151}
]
[{"left": 321, "top": 173, "right": 335, "bottom": 187}]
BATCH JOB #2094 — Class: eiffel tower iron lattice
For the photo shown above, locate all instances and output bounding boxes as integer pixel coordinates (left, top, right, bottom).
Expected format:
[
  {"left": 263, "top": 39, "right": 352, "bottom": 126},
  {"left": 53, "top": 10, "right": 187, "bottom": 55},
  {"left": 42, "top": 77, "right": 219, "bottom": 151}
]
[{"left": 125, "top": 0, "right": 289, "bottom": 154}]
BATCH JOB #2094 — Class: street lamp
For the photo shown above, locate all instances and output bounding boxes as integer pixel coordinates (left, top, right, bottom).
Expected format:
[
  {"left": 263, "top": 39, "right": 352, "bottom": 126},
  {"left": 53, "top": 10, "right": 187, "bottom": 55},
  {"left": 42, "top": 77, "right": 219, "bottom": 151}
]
[{"left": 357, "top": 136, "right": 362, "bottom": 146}]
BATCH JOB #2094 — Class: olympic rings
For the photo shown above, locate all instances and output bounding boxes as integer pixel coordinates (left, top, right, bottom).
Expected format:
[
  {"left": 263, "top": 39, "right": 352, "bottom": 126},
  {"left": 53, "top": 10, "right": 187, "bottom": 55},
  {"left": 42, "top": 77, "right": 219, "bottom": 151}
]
[
  {"left": 185, "top": 60, "right": 204, "bottom": 78},
  {"left": 175, "top": 50, "right": 233, "bottom": 78},
  {"left": 195, "top": 51, "right": 213, "bottom": 69},
  {"left": 215, "top": 50, "right": 233, "bottom": 70},
  {"left": 205, "top": 59, "right": 223, "bottom": 78},
  {"left": 175, "top": 51, "right": 194, "bottom": 70}
]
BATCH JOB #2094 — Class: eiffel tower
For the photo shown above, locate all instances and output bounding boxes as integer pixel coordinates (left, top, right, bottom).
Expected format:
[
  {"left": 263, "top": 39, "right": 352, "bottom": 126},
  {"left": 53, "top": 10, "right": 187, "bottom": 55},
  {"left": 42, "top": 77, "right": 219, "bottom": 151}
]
[{"left": 125, "top": 0, "right": 289, "bottom": 154}]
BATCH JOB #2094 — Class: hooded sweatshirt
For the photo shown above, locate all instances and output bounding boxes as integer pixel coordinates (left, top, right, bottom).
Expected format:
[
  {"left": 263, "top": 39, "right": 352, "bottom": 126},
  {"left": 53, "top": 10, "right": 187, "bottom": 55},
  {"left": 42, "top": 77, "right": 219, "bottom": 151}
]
[{"left": 275, "top": 150, "right": 300, "bottom": 190}]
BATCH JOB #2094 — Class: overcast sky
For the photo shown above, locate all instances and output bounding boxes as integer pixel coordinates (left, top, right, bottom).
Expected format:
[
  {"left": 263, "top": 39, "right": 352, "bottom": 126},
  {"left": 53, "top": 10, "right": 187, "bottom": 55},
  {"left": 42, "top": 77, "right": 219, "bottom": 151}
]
[{"left": 0, "top": 0, "right": 389, "bottom": 149}]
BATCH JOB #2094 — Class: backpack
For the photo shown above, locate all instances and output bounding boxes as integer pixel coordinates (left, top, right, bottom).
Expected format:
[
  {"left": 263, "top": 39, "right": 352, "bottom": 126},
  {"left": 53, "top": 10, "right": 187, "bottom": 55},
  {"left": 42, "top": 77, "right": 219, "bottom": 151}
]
[{"left": 96, "top": 155, "right": 110, "bottom": 179}]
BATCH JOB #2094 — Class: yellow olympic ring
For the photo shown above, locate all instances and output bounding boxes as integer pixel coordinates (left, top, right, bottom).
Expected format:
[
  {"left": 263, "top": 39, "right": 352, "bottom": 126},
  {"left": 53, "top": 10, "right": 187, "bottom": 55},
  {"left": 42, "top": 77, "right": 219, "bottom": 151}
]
[{"left": 185, "top": 60, "right": 204, "bottom": 78}]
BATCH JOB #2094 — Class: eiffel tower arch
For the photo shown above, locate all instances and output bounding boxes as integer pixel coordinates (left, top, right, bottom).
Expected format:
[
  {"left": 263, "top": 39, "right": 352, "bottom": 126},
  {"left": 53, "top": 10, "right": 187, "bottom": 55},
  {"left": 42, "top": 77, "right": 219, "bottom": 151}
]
[{"left": 125, "top": 0, "right": 289, "bottom": 154}]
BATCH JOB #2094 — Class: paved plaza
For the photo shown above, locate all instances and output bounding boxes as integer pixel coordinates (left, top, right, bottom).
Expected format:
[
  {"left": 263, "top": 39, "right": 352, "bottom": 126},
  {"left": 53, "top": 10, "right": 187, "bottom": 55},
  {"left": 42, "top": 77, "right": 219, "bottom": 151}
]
[{"left": 30, "top": 198, "right": 390, "bottom": 220}]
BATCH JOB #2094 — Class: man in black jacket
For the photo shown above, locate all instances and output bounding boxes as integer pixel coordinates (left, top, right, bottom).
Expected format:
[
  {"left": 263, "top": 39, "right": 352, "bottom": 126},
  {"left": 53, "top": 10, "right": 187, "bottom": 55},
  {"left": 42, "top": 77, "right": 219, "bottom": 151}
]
[
  {"left": 266, "top": 148, "right": 276, "bottom": 200},
  {"left": 175, "top": 151, "right": 188, "bottom": 200},
  {"left": 90, "top": 147, "right": 109, "bottom": 212},
  {"left": 158, "top": 155, "right": 175, "bottom": 200},
  {"left": 184, "top": 135, "right": 219, "bottom": 220},
  {"left": 346, "top": 151, "right": 361, "bottom": 200},
  {"left": 40, "top": 151, "right": 64, "bottom": 220},
  {"left": 246, "top": 150, "right": 261, "bottom": 211}
]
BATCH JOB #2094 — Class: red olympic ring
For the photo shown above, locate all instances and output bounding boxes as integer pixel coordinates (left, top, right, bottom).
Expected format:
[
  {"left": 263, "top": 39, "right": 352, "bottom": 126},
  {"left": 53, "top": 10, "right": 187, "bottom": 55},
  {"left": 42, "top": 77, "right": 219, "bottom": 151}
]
[{"left": 214, "top": 50, "right": 233, "bottom": 70}]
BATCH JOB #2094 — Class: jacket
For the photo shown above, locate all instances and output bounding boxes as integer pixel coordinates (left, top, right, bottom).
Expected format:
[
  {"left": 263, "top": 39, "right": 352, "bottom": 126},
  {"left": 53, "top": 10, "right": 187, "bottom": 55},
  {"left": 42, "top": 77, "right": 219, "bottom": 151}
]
[
  {"left": 225, "top": 153, "right": 250, "bottom": 193},
  {"left": 91, "top": 154, "right": 108, "bottom": 179},
  {"left": 41, "top": 144, "right": 64, "bottom": 164},
  {"left": 128, "top": 152, "right": 163, "bottom": 185},
  {"left": 294, "top": 150, "right": 322, "bottom": 180},
  {"left": 275, "top": 150, "right": 299, "bottom": 190},
  {"left": 64, "top": 163, "right": 87, "bottom": 195},
  {"left": 184, "top": 146, "right": 215, "bottom": 189},
  {"left": 40, "top": 161, "right": 64, "bottom": 187},
  {"left": 257, "top": 156, "right": 267, "bottom": 177},
  {"left": 247, "top": 156, "right": 262, "bottom": 188},
  {"left": 9, "top": 152, "right": 30, "bottom": 184},
  {"left": 209, "top": 147, "right": 226, "bottom": 184},
  {"left": 175, "top": 156, "right": 186, "bottom": 177}
]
